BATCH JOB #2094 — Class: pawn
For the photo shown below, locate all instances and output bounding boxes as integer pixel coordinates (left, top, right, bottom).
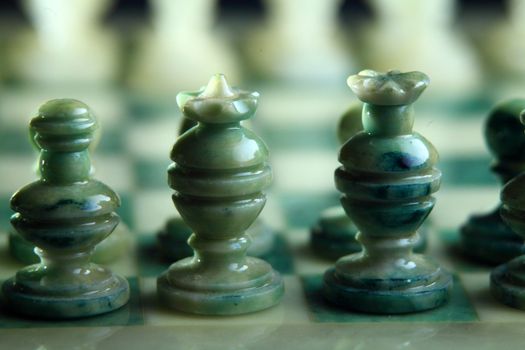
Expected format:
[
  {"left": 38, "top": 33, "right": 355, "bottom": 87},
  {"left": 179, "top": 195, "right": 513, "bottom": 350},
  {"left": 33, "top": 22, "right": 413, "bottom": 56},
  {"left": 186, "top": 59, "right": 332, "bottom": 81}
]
[
  {"left": 158, "top": 117, "right": 275, "bottom": 260},
  {"left": 157, "top": 74, "right": 284, "bottom": 315},
  {"left": 460, "top": 99, "right": 525, "bottom": 264},
  {"left": 2, "top": 99, "right": 129, "bottom": 318},
  {"left": 8, "top": 117, "right": 133, "bottom": 265},
  {"left": 491, "top": 109, "right": 525, "bottom": 310},
  {"left": 246, "top": 0, "right": 353, "bottom": 84},
  {"left": 323, "top": 70, "right": 452, "bottom": 314}
]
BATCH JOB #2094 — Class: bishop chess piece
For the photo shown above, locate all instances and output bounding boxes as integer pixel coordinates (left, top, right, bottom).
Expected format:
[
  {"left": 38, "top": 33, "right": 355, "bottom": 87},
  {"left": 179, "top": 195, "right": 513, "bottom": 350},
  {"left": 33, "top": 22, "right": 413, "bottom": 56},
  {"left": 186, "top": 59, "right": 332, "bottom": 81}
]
[
  {"left": 323, "top": 70, "right": 452, "bottom": 314},
  {"left": 128, "top": 0, "right": 240, "bottom": 96},
  {"left": 157, "top": 75, "right": 284, "bottom": 315},
  {"left": 460, "top": 99, "right": 525, "bottom": 264},
  {"left": 2, "top": 99, "right": 129, "bottom": 318},
  {"left": 8, "top": 116, "right": 132, "bottom": 265},
  {"left": 157, "top": 118, "right": 275, "bottom": 260},
  {"left": 361, "top": 0, "right": 480, "bottom": 97},
  {"left": 491, "top": 109, "right": 525, "bottom": 310},
  {"left": 246, "top": 0, "right": 352, "bottom": 84}
]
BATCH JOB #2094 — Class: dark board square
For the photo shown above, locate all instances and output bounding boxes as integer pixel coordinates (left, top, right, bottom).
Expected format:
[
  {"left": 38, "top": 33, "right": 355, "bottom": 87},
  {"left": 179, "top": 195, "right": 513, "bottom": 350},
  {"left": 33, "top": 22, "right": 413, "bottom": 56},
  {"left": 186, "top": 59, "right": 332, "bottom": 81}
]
[
  {"left": 0, "top": 278, "right": 144, "bottom": 328},
  {"left": 301, "top": 274, "right": 478, "bottom": 323},
  {"left": 279, "top": 192, "right": 340, "bottom": 229}
]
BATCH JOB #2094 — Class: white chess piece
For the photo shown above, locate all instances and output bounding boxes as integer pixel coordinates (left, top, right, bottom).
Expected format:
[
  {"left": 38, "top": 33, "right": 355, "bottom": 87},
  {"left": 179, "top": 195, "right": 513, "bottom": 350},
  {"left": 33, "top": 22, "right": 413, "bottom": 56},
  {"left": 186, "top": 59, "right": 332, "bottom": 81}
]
[
  {"left": 247, "top": 0, "right": 353, "bottom": 84},
  {"left": 128, "top": 0, "right": 240, "bottom": 95},
  {"left": 361, "top": 0, "right": 481, "bottom": 96},
  {"left": 9, "top": 0, "right": 119, "bottom": 85},
  {"left": 485, "top": 0, "right": 525, "bottom": 77}
]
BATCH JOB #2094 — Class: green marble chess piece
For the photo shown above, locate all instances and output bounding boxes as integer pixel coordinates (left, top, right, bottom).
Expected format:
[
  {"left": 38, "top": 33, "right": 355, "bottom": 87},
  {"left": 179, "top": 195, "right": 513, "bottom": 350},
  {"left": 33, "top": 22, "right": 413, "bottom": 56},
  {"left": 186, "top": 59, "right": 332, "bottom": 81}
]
[
  {"left": 2, "top": 99, "right": 130, "bottom": 318},
  {"left": 310, "top": 102, "right": 429, "bottom": 260},
  {"left": 323, "top": 70, "right": 452, "bottom": 314},
  {"left": 491, "top": 109, "right": 525, "bottom": 310},
  {"left": 461, "top": 99, "right": 525, "bottom": 264},
  {"left": 157, "top": 117, "right": 275, "bottom": 260},
  {"left": 157, "top": 74, "right": 284, "bottom": 315},
  {"left": 8, "top": 122, "right": 132, "bottom": 265}
]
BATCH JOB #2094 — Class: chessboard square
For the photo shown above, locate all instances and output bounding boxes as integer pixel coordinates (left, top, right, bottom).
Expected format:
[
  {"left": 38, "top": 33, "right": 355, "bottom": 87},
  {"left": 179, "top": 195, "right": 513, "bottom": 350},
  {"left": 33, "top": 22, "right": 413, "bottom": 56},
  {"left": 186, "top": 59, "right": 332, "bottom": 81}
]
[
  {"left": 260, "top": 124, "right": 337, "bottom": 152},
  {"left": 126, "top": 118, "right": 176, "bottom": 158},
  {"left": 116, "top": 192, "right": 135, "bottom": 231},
  {"left": 140, "top": 276, "right": 310, "bottom": 325},
  {"left": 461, "top": 272, "right": 525, "bottom": 322},
  {"left": 435, "top": 228, "right": 493, "bottom": 273},
  {"left": 0, "top": 195, "right": 12, "bottom": 232},
  {"left": 0, "top": 156, "right": 36, "bottom": 196},
  {"left": 91, "top": 155, "right": 133, "bottom": 192},
  {"left": 0, "top": 278, "right": 144, "bottom": 328},
  {"left": 300, "top": 274, "right": 478, "bottom": 323},
  {"left": 132, "top": 190, "right": 173, "bottom": 235},
  {"left": 97, "top": 127, "right": 126, "bottom": 154},
  {"left": 0, "top": 128, "right": 33, "bottom": 155},
  {"left": 134, "top": 159, "right": 170, "bottom": 189},
  {"left": 440, "top": 156, "right": 495, "bottom": 187},
  {"left": 279, "top": 191, "right": 339, "bottom": 229}
]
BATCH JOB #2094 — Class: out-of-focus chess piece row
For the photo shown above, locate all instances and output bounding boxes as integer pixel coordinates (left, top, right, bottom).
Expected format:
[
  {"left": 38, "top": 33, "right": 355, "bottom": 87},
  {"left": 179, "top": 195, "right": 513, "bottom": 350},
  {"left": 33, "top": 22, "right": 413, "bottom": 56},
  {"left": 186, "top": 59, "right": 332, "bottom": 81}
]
[{"left": 0, "top": 0, "right": 523, "bottom": 95}]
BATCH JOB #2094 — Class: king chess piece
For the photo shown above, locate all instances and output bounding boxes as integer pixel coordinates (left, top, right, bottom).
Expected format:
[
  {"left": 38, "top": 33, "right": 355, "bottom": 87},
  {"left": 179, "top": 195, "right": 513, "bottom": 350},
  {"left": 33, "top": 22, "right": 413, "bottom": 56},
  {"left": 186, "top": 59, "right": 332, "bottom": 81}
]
[
  {"left": 323, "top": 70, "right": 452, "bottom": 314},
  {"left": 310, "top": 102, "right": 429, "bottom": 260},
  {"left": 491, "top": 109, "right": 525, "bottom": 310},
  {"left": 460, "top": 99, "right": 525, "bottom": 264},
  {"left": 157, "top": 75, "right": 284, "bottom": 315},
  {"left": 157, "top": 118, "right": 276, "bottom": 260},
  {"left": 2, "top": 99, "right": 129, "bottom": 318}
]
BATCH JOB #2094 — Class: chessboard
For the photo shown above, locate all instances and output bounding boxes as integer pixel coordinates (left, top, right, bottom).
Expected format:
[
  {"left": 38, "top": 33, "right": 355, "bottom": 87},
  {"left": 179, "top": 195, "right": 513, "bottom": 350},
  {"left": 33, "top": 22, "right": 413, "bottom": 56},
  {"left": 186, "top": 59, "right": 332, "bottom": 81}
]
[
  {"left": 0, "top": 78, "right": 523, "bottom": 349},
  {"left": 0, "top": 1, "right": 525, "bottom": 349}
]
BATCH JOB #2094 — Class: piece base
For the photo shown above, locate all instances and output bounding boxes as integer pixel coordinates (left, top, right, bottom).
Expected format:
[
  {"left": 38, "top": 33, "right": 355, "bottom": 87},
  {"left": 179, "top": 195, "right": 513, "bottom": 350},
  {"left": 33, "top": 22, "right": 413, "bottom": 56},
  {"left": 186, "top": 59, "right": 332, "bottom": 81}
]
[
  {"left": 2, "top": 275, "right": 130, "bottom": 319},
  {"left": 490, "top": 261, "right": 525, "bottom": 310},
  {"left": 157, "top": 270, "right": 284, "bottom": 315},
  {"left": 322, "top": 268, "right": 453, "bottom": 314}
]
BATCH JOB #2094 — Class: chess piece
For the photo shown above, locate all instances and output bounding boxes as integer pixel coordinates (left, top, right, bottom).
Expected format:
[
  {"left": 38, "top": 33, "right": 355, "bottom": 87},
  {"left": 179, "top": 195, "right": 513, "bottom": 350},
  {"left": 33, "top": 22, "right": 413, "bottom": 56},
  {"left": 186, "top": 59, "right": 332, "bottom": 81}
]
[
  {"left": 311, "top": 102, "right": 429, "bottom": 260},
  {"left": 460, "top": 99, "right": 525, "bottom": 264},
  {"left": 360, "top": 0, "right": 480, "bottom": 96},
  {"left": 8, "top": 116, "right": 133, "bottom": 265},
  {"left": 158, "top": 117, "right": 276, "bottom": 260},
  {"left": 491, "top": 109, "right": 525, "bottom": 310},
  {"left": 128, "top": 0, "right": 240, "bottom": 96},
  {"left": 2, "top": 99, "right": 129, "bottom": 318},
  {"left": 8, "top": 0, "right": 119, "bottom": 85},
  {"left": 485, "top": 0, "right": 525, "bottom": 78},
  {"left": 157, "top": 74, "right": 284, "bottom": 315},
  {"left": 246, "top": 0, "right": 352, "bottom": 84},
  {"left": 323, "top": 70, "right": 452, "bottom": 314}
]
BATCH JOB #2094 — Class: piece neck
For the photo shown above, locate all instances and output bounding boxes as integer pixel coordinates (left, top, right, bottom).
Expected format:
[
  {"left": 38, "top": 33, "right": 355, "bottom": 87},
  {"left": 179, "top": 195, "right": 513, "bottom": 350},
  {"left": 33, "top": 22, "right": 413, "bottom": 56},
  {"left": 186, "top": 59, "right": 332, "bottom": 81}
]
[
  {"left": 362, "top": 104, "right": 414, "bottom": 137},
  {"left": 40, "top": 149, "right": 91, "bottom": 184}
]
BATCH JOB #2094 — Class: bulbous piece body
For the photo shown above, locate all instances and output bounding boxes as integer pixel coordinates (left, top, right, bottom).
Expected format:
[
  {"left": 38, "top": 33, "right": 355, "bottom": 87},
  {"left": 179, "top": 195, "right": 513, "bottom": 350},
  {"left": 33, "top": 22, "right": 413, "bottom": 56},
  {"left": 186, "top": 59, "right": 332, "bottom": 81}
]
[
  {"left": 2, "top": 99, "right": 129, "bottom": 318},
  {"left": 157, "top": 75, "right": 283, "bottom": 315},
  {"left": 323, "top": 70, "right": 452, "bottom": 314},
  {"left": 491, "top": 109, "right": 525, "bottom": 310},
  {"left": 461, "top": 99, "right": 525, "bottom": 264}
]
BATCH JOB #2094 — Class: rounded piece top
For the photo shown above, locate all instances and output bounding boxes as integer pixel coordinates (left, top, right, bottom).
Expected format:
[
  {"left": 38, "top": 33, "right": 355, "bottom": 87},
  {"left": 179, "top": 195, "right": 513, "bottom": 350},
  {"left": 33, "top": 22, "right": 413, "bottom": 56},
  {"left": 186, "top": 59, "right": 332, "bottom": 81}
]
[
  {"left": 347, "top": 70, "right": 429, "bottom": 106},
  {"left": 485, "top": 99, "right": 525, "bottom": 160},
  {"left": 30, "top": 99, "right": 98, "bottom": 152},
  {"left": 176, "top": 74, "right": 259, "bottom": 124}
]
